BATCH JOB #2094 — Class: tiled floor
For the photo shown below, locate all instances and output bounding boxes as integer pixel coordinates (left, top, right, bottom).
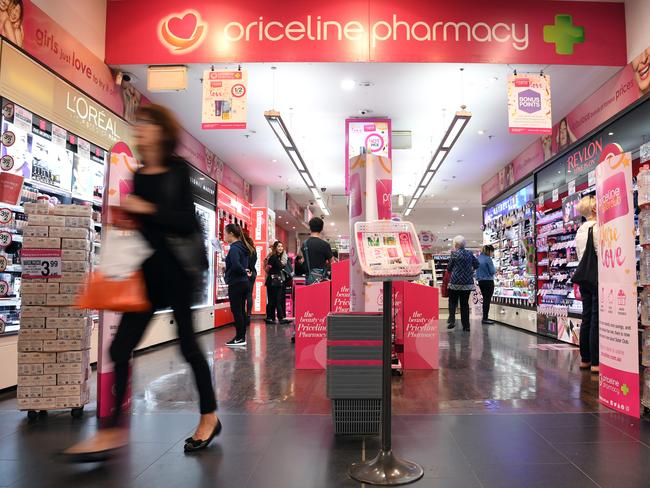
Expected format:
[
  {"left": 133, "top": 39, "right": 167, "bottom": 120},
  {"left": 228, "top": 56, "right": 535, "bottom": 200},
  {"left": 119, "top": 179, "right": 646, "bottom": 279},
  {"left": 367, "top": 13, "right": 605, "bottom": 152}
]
[{"left": 1, "top": 319, "right": 648, "bottom": 487}]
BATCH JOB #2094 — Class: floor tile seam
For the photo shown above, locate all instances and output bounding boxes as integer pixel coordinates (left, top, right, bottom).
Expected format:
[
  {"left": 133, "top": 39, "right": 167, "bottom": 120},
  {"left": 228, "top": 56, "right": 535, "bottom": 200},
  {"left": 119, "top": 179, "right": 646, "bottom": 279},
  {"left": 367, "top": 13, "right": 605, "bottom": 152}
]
[
  {"left": 446, "top": 422, "right": 486, "bottom": 488},
  {"left": 593, "top": 414, "right": 650, "bottom": 448},
  {"left": 526, "top": 415, "right": 641, "bottom": 444},
  {"left": 526, "top": 421, "right": 605, "bottom": 488}
]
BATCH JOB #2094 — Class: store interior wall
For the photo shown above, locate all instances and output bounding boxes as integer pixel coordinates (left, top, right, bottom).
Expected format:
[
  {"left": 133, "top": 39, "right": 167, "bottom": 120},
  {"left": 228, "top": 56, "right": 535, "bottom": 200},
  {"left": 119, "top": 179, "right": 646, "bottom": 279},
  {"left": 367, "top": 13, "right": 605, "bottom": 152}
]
[
  {"left": 625, "top": 0, "right": 650, "bottom": 61},
  {"left": 31, "top": 0, "right": 107, "bottom": 61}
]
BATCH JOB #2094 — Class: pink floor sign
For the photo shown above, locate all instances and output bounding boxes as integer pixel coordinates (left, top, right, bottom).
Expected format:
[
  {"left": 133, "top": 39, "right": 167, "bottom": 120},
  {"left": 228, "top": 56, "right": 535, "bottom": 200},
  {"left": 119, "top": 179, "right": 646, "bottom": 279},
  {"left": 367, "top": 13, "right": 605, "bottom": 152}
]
[{"left": 295, "top": 281, "right": 331, "bottom": 369}]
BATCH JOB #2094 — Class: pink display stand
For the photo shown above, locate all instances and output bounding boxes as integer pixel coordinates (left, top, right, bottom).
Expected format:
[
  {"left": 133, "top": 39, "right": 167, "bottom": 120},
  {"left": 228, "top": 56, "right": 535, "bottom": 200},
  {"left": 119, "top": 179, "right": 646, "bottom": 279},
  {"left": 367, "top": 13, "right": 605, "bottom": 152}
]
[
  {"left": 331, "top": 259, "right": 351, "bottom": 313},
  {"left": 295, "top": 281, "right": 331, "bottom": 369},
  {"left": 400, "top": 282, "right": 439, "bottom": 370}
]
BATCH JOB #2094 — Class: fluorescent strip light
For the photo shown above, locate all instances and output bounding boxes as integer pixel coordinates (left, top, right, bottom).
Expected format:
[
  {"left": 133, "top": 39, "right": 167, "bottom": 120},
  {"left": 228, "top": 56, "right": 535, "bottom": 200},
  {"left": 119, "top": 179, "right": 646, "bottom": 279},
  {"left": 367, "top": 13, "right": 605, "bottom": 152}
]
[
  {"left": 265, "top": 110, "right": 331, "bottom": 216},
  {"left": 441, "top": 110, "right": 472, "bottom": 150},
  {"left": 403, "top": 107, "right": 472, "bottom": 217}
]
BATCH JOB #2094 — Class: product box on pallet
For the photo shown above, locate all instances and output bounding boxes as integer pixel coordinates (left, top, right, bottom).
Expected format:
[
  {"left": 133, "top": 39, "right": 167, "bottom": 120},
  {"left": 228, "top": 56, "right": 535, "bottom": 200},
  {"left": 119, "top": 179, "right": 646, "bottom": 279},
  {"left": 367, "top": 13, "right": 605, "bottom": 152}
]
[
  {"left": 55, "top": 391, "right": 90, "bottom": 409},
  {"left": 17, "top": 374, "right": 56, "bottom": 386},
  {"left": 46, "top": 294, "right": 76, "bottom": 306},
  {"left": 62, "top": 261, "right": 89, "bottom": 273},
  {"left": 48, "top": 273, "right": 87, "bottom": 284},
  {"left": 51, "top": 205, "right": 93, "bottom": 217},
  {"left": 61, "top": 239, "right": 91, "bottom": 251},
  {"left": 26, "top": 214, "right": 65, "bottom": 227},
  {"left": 56, "top": 350, "right": 90, "bottom": 364},
  {"left": 17, "top": 386, "right": 42, "bottom": 399},
  {"left": 19, "top": 329, "right": 57, "bottom": 340},
  {"left": 46, "top": 317, "right": 89, "bottom": 329},
  {"left": 59, "top": 283, "right": 85, "bottom": 295},
  {"left": 23, "top": 226, "right": 49, "bottom": 237},
  {"left": 57, "top": 373, "right": 88, "bottom": 386},
  {"left": 21, "top": 283, "right": 60, "bottom": 294},
  {"left": 45, "top": 362, "right": 85, "bottom": 374},
  {"left": 22, "top": 306, "right": 59, "bottom": 318},
  {"left": 58, "top": 307, "right": 88, "bottom": 318},
  {"left": 43, "top": 337, "right": 90, "bottom": 352},
  {"left": 19, "top": 317, "right": 45, "bottom": 329},
  {"left": 17, "top": 397, "right": 56, "bottom": 411},
  {"left": 61, "top": 250, "right": 89, "bottom": 261},
  {"left": 18, "top": 364, "right": 44, "bottom": 375},
  {"left": 17, "top": 340, "right": 44, "bottom": 352},
  {"left": 48, "top": 227, "right": 89, "bottom": 239},
  {"left": 64, "top": 217, "right": 93, "bottom": 229},
  {"left": 43, "top": 385, "right": 81, "bottom": 397},
  {"left": 22, "top": 237, "right": 61, "bottom": 249},
  {"left": 18, "top": 352, "right": 56, "bottom": 364},
  {"left": 57, "top": 327, "right": 91, "bottom": 340},
  {"left": 21, "top": 294, "right": 46, "bottom": 306},
  {"left": 23, "top": 203, "right": 50, "bottom": 215}
]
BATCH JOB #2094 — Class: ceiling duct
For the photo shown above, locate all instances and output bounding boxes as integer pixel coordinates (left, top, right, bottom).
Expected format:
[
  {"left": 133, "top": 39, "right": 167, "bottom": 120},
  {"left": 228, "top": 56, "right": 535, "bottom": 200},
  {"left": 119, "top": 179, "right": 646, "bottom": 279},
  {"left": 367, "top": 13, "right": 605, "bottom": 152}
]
[{"left": 392, "top": 130, "right": 412, "bottom": 150}]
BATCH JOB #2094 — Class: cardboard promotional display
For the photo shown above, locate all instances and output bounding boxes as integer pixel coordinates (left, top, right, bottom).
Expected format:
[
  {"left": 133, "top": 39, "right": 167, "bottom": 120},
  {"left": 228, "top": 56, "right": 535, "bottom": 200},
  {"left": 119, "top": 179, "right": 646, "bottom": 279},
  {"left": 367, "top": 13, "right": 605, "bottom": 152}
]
[
  {"left": 595, "top": 151, "right": 640, "bottom": 418},
  {"left": 331, "top": 259, "right": 351, "bottom": 313},
  {"left": 294, "top": 281, "right": 330, "bottom": 369}
]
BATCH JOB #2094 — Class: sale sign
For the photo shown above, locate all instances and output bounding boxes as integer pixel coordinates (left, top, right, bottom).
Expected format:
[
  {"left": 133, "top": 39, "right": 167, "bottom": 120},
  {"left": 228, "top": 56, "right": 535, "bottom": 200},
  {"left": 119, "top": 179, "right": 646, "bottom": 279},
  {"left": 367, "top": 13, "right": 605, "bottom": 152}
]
[
  {"left": 595, "top": 152, "right": 640, "bottom": 418},
  {"left": 508, "top": 74, "right": 552, "bottom": 134},
  {"left": 202, "top": 70, "right": 248, "bottom": 129},
  {"left": 20, "top": 249, "right": 62, "bottom": 279}
]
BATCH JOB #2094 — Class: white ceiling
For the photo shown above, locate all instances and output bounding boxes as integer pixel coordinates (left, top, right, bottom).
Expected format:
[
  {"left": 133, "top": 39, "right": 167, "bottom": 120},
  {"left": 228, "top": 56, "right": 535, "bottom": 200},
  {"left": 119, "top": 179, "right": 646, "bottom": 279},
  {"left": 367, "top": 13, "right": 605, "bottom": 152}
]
[{"left": 120, "top": 62, "right": 619, "bottom": 243}]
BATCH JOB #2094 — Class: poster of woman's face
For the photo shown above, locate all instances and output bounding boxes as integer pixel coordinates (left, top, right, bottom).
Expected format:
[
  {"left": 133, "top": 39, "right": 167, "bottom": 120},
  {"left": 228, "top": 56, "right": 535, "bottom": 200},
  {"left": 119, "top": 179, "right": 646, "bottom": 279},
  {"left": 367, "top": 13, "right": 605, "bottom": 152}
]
[
  {"left": 0, "top": 0, "right": 24, "bottom": 47},
  {"left": 632, "top": 47, "right": 650, "bottom": 96}
]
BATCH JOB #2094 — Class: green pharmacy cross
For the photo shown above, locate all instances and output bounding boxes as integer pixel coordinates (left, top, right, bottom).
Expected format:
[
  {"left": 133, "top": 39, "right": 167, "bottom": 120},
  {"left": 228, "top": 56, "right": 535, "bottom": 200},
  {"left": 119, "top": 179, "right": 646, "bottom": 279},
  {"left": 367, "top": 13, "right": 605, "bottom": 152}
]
[
  {"left": 621, "top": 384, "right": 630, "bottom": 396},
  {"left": 544, "top": 15, "right": 585, "bottom": 55}
]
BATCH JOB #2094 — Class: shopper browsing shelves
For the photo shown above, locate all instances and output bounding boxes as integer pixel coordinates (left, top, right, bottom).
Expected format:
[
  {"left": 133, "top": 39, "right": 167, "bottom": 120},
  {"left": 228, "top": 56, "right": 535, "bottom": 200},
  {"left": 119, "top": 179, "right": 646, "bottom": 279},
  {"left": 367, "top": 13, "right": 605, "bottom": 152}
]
[
  {"left": 477, "top": 245, "right": 496, "bottom": 325},
  {"left": 243, "top": 232, "right": 257, "bottom": 327},
  {"left": 573, "top": 196, "right": 599, "bottom": 374},
  {"left": 447, "top": 235, "right": 479, "bottom": 332},
  {"left": 266, "top": 241, "right": 291, "bottom": 324},
  {"left": 224, "top": 223, "right": 254, "bottom": 346}
]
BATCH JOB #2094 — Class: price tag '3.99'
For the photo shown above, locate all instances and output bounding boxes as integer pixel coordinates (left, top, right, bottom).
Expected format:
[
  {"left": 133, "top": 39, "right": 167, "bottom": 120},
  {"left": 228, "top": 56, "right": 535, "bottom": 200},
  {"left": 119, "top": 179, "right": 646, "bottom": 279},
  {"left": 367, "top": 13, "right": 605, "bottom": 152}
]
[
  {"left": 0, "top": 231, "right": 12, "bottom": 248},
  {"left": 0, "top": 209, "right": 13, "bottom": 225},
  {"left": 21, "top": 249, "right": 62, "bottom": 279}
]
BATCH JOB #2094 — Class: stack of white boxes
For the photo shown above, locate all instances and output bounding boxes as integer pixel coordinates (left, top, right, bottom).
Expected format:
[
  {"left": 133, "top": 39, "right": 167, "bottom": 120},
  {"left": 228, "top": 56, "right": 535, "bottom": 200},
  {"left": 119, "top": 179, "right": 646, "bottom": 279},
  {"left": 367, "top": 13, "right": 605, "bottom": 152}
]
[{"left": 17, "top": 203, "right": 94, "bottom": 412}]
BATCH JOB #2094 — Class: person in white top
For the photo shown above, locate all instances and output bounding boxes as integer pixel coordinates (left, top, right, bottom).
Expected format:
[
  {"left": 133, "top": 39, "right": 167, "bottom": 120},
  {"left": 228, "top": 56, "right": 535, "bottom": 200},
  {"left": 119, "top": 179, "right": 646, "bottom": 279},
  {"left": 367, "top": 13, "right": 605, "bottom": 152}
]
[{"left": 575, "top": 196, "right": 599, "bottom": 374}]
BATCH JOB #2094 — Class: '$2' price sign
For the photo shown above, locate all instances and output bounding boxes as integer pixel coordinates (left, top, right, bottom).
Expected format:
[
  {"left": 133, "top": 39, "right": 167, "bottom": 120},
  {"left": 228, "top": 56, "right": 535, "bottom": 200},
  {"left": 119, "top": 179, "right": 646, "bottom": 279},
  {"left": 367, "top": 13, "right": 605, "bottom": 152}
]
[{"left": 21, "top": 249, "right": 62, "bottom": 279}]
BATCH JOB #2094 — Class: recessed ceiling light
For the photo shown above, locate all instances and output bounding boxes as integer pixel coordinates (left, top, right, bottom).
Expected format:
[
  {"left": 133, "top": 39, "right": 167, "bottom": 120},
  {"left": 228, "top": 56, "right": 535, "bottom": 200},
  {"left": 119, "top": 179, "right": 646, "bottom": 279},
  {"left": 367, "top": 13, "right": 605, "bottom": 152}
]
[
  {"left": 341, "top": 79, "right": 356, "bottom": 90},
  {"left": 452, "top": 207, "right": 460, "bottom": 211},
  {"left": 478, "top": 130, "right": 485, "bottom": 135},
  {"left": 461, "top": 214, "right": 465, "bottom": 217},
  {"left": 608, "top": 132, "right": 614, "bottom": 136},
  {"left": 451, "top": 221, "right": 455, "bottom": 224},
  {"left": 272, "top": 159, "right": 277, "bottom": 163},
  {"left": 330, "top": 222, "right": 336, "bottom": 226}
]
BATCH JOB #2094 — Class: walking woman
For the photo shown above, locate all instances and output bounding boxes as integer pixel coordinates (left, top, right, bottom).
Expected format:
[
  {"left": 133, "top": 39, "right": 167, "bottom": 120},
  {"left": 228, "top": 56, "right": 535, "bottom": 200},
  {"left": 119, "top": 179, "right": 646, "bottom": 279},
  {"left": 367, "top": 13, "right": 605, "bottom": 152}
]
[
  {"left": 243, "top": 232, "right": 257, "bottom": 326},
  {"left": 477, "top": 244, "right": 496, "bottom": 325},
  {"left": 265, "top": 241, "right": 287, "bottom": 324},
  {"left": 574, "top": 196, "right": 599, "bottom": 374},
  {"left": 224, "top": 223, "right": 254, "bottom": 346},
  {"left": 447, "top": 235, "right": 479, "bottom": 332},
  {"left": 64, "top": 104, "right": 219, "bottom": 459}
]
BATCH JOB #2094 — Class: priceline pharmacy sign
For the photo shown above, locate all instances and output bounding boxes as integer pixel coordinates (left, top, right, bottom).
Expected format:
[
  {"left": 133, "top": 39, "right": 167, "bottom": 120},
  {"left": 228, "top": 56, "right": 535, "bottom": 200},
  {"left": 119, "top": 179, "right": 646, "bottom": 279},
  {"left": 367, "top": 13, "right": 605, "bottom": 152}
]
[{"left": 106, "top": 0, "right": 626, "bottom": 66}]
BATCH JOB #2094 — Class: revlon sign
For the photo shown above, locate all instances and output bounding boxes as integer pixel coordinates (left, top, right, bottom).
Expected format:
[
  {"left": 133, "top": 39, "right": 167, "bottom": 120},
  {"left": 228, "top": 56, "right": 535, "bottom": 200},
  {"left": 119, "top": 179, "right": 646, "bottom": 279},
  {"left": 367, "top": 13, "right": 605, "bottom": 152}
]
[{"left": 106, "top": 0, "right": 626, "bottom": 66}]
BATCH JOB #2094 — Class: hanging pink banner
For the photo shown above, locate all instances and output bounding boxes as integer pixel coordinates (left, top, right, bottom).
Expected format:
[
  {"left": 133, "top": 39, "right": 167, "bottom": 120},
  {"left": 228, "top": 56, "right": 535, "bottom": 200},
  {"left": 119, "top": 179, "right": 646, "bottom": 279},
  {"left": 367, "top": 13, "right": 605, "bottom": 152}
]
[{"left": 595, "top": 151, "right": 640, "bottom": 418}]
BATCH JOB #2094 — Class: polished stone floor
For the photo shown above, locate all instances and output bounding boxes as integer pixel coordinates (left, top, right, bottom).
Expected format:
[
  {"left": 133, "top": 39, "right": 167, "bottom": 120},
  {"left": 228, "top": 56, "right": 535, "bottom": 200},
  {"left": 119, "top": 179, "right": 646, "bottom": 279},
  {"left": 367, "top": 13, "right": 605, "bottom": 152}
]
[{"left": 1, "top": 319, "right": 649, "bottom": 487}]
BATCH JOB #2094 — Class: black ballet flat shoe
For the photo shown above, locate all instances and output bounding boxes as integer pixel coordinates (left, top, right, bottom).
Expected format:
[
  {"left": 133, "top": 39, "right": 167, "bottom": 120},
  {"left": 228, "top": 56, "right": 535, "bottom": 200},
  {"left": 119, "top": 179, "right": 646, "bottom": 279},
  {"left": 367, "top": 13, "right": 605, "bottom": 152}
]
[
  {"left": 184, "top": 419, "right": 222, "bottom": 452},
  {"left": 447, "top": 321, "right": 456, "bottom": 330}
]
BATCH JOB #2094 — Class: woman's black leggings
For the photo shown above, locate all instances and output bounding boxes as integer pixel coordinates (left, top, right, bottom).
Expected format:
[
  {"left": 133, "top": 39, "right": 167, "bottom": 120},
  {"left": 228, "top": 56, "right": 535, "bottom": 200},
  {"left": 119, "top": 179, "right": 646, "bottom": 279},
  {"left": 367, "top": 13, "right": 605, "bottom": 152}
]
[{"left": 109, "top": 290, "right": 216, "bottom": 426}]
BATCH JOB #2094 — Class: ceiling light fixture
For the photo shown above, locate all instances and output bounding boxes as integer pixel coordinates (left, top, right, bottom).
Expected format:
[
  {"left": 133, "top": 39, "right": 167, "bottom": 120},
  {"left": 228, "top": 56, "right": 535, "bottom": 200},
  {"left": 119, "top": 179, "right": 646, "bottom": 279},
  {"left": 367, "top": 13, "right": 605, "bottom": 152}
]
[
  {"left": 404, "top": 69, "right": 472, "bottom": 218},
  {"left": 478, "top": 130, "right": 485, "bottom": 135},
  {"left": 341, "top": 79, "right": 356, "bottom": 91},
  {"left": 264, "top": 110, "right": 331, "bottom": 216},
  {"left": 398, "top": 194, "right": 404, "bottom": 207},
  {"left": 452, "top": 207, "right": 460, "bottom": 211},
  {"left": 608, "top": 132, "right": 614, "bottom": 136}
]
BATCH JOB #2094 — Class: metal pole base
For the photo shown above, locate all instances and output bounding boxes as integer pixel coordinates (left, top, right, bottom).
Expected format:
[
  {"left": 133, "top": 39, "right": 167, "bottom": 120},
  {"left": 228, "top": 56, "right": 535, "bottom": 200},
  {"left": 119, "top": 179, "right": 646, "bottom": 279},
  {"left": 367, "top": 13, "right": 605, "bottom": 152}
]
[{"left": 349, "top": 449, "right": 424, "bottom": 486}]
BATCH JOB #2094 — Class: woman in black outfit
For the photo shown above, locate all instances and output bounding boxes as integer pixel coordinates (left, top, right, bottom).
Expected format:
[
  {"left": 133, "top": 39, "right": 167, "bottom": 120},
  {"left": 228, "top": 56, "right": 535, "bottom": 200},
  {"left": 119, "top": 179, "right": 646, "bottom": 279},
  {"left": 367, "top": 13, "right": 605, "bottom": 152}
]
[
  {"left": 64, "top": 104, "right": 219, "bottom": 458},
  {"left": 224, "top": 223, "right": 254, "bottom": 345},
  {"left": 265, "top": 241, "right": 287, "bottom": 324},
  {"left": 242, "top": 232, "right": 257, "bottom": 326}
]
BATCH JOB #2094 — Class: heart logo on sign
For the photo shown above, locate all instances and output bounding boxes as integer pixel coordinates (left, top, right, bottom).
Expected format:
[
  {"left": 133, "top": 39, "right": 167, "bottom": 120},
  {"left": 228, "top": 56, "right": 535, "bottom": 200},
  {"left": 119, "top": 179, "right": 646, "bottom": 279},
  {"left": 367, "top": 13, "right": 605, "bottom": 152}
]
[{"left": 158, "top": 10, "right": 207, "bottom": 53}]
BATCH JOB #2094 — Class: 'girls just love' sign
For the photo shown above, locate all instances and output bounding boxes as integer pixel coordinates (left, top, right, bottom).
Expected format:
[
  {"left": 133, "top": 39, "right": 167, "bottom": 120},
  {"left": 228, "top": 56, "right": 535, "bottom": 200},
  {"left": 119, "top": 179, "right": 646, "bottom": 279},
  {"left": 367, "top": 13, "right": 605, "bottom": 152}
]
[{"left": 595, "top": 150, "right": 639, "bottom": 418}]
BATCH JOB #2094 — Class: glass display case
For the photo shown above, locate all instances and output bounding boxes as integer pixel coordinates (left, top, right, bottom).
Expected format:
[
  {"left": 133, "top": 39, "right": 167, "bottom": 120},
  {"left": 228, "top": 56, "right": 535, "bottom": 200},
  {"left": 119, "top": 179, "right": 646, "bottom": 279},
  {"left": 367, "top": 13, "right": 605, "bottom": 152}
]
[
  {"left": 483, "top": 184, "right": 536, "bottom": 310},
  {"left": 194, "top": 203, "right": 216, "bottom": 307}
]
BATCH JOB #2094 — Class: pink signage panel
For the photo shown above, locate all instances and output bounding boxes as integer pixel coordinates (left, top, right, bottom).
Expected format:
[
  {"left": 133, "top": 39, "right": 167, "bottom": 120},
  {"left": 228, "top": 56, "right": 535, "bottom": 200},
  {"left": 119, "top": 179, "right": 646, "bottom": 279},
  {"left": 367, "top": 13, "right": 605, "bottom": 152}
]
[
  {"left": 402, "top": 282, "right": 439, "bottom": 370},
  {"left": 331, "top": 260, "right": 351, "bottom": 313},
  {"left": 295, "top": 281, "right": 331, "bottom": 369}
]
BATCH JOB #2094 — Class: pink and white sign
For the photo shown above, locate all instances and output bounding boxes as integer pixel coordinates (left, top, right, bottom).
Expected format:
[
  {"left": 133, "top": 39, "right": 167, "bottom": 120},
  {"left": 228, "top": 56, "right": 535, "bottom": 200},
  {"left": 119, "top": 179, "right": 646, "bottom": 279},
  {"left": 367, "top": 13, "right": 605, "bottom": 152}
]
[
  {"left": 507, "top": 74, "right": 552, "bottom": 135},
  {"left": 345, "top": 119, "right": 391, "bottom": 195},
  {"left": 295, "top": 281, "right": 330, "bottom": 369},
  {"left": 596, "top": 151, "right": 640, "bottom": 418},
  {"left": 402, "top": 282, "right": 439, "bottom": 369},
  {"left": 201, "top": 70, "right": 248, "bottom": 130},
  {"left": 331, "top": 260, "right": 351, "bottom": 313}
]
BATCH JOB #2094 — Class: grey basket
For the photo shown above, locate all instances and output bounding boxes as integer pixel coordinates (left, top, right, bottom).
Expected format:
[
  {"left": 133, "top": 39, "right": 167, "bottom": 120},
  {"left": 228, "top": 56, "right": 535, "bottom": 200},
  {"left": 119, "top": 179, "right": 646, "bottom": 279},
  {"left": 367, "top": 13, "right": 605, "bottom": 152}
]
[{"left": 332, "top": 399, "right": 381, "bottom": 436}]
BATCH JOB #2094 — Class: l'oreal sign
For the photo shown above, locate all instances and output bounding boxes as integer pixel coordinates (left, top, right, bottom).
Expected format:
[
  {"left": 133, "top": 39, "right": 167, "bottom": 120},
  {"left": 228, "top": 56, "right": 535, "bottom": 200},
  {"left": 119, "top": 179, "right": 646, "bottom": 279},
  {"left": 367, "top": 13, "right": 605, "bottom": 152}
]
[{"left": 65, "top": 92, "right": 120, "bottom": 142}]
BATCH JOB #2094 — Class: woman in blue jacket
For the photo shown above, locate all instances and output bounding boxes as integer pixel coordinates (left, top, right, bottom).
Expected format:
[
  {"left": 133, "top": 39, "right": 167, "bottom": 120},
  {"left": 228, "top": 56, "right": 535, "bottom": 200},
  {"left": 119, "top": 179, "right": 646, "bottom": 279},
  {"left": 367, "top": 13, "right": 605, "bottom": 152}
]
[
  {"left": 447, "top": 235, "right": 479, "bottom": 331},
  {"left": 477, "top": 245, "right": 497, "bottom": 325},
  {"left": 224, "top": 223, "right": 254, "bottom": 347}
]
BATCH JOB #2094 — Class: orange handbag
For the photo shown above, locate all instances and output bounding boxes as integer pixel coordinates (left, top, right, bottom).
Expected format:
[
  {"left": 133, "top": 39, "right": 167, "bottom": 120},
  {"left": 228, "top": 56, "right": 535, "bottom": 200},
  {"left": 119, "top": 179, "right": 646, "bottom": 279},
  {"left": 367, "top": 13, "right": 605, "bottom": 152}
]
[{"left": 75, "top": 270, "right": 150, "bottom": 312}]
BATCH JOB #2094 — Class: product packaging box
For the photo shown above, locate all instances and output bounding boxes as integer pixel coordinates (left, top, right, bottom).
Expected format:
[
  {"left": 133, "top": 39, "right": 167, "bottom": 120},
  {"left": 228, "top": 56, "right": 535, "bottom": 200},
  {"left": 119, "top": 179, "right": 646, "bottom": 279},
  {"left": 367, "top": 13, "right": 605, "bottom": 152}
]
[
  {"left": 57, "top": 373, "right": 87, "bottom": 386},
  {"left": 18, "top": 329, "right": 57, "bottom": 340},
  {"left": 22, "top": 237, "right": 61, "bottom": 249},
  {"left": 59, "top": 283, "right": 85, "bottom": 295},
  {"left": 56, "top": 350, "right": 90, "bottom": 364},
  {"left": 17, "top": 386, "right": 43, "bottom": 399},
  {"left": 46, "top": 317, "right": 89, "bottom": 329},
  {"left": 17, "top": 340, "right": 44, "bottom": 352},
  {"left": 43, "top": 339, "right": 88, "bottom": 352},
  {"left": 18, "top": 352, "right": 57, "bottom": 364},
  {"left": 18, "top": 364, "right": 44, "bottom": 375},
  {"left": 19, "top": 317, "right": 46, "bottom": 329},
  {"left": 17, "top": 374, "right": 56, "bottom": 386},
  {"left": 51, "top": 205, "right": 92, "bottom": 217},
  {"left": 57, "top": 327, "right": 91, "bottom": 340},
  {"left": 61, "top": 238, "right": 90, "bottom": 251},
  {"left": 64, "top": 217, "right": 93, "bottom": 229},
  {"left": 55, "top": 392, "right": 90, "bottom": 409},
  {"left": 44, "top": 362, "right": 84, "bottom": 374},
  {"left": 21, "top": 306, "right": 59, "bottom": 318},
  {"left": 43, "top": 385, "right": 80, "bottom": 397},
  {"left": 48, "top": 227, "right": 89, "bottom": 239},
  {"left": 61, "top": 261, "right": 89, "bottom": 273},
  {"left": 23, "top": 203, "right": 50, "bottom": 215},
  {"left": 26, "top": 214, "right": 65, "bottom": 227},
  {"left": 60, "top": 250, "right": 88, "bottom": 262},
  {"left": 46, "top": 294, "right": 76, "bottom": 306},
  {"left": 21, "top": 283, "right": 60, "bottom": 294},
  {"left": 23, "top": 226, "right": 49, "bottom": 237},
  {"left": 17, "top": 397, "right": 56, "bottom": 410},
  {"left": 21, "top": 294, "right": 47, "bottom": 306}
]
